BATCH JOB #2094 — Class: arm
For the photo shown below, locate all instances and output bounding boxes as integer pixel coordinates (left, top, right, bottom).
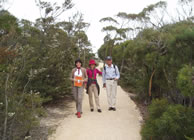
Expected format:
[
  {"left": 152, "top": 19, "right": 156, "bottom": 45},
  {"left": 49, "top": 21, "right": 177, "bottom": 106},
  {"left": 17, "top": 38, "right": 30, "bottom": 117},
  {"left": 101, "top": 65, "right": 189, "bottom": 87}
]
[
  {"left": 102, "top": 68, "right": 106, "bottom": 84},
  {"left": 96, "top": 68, "right": 102, "bottom": 75},
  {"left": 115, "top": 66, "right": 120, "bottom": 79},
  {"left": 84, "top": 69, "right": 89, "bottom": 84},
  {"left": 84, "top": 68, "right": 88, "bottom": 82}
]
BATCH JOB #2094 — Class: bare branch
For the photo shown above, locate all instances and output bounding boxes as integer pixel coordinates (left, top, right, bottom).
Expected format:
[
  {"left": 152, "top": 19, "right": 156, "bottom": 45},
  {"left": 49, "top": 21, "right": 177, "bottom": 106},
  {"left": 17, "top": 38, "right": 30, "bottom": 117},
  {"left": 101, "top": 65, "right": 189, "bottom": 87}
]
[{"left": 100, "top": 17, "right": 119, "bottom": 24}]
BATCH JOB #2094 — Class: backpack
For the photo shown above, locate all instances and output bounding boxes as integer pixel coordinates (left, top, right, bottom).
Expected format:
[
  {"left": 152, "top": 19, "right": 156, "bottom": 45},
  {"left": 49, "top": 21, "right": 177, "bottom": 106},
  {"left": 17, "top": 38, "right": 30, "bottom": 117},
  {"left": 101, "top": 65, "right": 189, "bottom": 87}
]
[{"left": 104, "top": 64, "right": 117, "bottom": 75}]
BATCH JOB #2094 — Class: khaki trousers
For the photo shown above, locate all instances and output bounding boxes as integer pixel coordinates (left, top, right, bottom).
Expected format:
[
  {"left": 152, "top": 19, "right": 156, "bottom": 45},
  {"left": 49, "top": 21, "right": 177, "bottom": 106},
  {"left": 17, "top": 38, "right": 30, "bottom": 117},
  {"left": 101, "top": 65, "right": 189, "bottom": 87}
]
[
  {"left": 106, "top": 80, "right": 118, "bottom": 108},
  {"left": 72, "top": 86, "right": 83, "bottom": 113},
  {"left": 88, "top": 84, "right": 100, "bottom": 109}
]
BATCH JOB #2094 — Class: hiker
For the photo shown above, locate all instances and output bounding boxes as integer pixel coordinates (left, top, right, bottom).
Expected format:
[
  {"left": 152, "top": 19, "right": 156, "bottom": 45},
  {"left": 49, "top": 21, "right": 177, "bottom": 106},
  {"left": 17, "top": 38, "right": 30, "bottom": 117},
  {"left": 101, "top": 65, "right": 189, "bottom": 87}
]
[
  {"left": 70, "top": 59, "right": 87, "bottom": 118},
  {"left": 102, "top": 56, "right": 120, "bottom": 111},
  {"left": 86, "top": 59, "right": 102, "bottom": 113}
]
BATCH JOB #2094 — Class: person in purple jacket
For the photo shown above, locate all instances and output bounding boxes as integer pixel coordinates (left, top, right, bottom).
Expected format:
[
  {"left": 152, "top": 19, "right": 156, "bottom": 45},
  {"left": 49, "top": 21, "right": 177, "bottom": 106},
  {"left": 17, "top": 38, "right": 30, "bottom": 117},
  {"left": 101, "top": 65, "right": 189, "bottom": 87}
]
[{"left": 86, "top": 59, "right": 102, "bottom": 113}]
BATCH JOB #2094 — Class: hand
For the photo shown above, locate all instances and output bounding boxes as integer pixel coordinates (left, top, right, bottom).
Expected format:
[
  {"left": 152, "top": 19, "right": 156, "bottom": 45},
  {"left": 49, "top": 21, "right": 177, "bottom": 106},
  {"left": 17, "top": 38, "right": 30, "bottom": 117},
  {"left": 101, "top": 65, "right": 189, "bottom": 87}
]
[
  {"left": 114, "top": 78, "right": 118, "bottom": 81},
  {"left": 103, "top": 83, "right": 106, "bottom": 88}
]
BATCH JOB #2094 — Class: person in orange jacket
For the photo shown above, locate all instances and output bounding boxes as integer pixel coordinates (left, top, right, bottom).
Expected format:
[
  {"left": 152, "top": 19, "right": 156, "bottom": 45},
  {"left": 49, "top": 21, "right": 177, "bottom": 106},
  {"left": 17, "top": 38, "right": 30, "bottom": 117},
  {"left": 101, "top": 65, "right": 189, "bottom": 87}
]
[{"left": 70, "top": 59, "right": 87, "bottom": 118}]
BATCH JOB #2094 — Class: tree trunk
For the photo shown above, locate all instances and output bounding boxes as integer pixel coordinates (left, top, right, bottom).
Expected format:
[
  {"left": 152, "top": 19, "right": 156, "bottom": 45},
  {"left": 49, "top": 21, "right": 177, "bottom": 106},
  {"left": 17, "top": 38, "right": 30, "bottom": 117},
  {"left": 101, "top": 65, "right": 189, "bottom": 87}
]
[
  {"left": 83, "top": 48, "right": 86, "bottom": 67},
  {"left": 3, "top": 74, "right": 9, "bottom": 140},
  {"left": 149, "top": 69, "right": 156, "bottom": 97},
  {"left": 120, "top": 58, "right": 124, "bottom": 74},
  {"left": 109, "top": 46, "right": 112, "bottom": 56},
  {"left": 120, "top": 45, "right": 125, "bottom": 74},
  {"left": 109, "top": 40, "right": 114, "bottom": 57},
  {"left": 189, "top": 97, "right": 193, "bottom": 107}
]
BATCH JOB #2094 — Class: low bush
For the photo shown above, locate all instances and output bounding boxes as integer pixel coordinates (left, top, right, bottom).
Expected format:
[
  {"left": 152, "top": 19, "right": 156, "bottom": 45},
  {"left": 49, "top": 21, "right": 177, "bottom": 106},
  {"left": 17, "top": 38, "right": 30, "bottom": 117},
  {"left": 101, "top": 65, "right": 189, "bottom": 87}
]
[{"left": 141, "top": 99, "right": 194, "bottom": 140}]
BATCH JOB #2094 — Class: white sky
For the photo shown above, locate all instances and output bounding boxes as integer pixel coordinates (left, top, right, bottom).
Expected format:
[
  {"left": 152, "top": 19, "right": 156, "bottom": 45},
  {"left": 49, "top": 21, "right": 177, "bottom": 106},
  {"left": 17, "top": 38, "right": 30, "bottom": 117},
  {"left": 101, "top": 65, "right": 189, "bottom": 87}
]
[{"left": 6, "top": 0, "right": 179, "bottom": 53}]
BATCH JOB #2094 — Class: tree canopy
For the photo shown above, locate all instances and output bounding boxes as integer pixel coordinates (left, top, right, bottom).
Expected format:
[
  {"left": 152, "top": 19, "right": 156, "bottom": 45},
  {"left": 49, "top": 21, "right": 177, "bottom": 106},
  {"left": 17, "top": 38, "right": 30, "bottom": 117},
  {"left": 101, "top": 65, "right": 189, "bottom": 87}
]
[
  {"left": 0, "top": 0, "right": 94, "bottom": 139},
  {"left": 98, "top": 1, "right": 194, "bottom": 139}
]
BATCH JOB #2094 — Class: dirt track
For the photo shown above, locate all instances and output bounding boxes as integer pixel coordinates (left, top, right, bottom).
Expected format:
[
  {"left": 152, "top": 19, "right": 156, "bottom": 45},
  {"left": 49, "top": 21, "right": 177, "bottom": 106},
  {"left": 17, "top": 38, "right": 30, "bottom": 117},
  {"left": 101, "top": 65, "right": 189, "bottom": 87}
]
[{"left": 49, "top": 63, "right": 142, "bottom": 140}]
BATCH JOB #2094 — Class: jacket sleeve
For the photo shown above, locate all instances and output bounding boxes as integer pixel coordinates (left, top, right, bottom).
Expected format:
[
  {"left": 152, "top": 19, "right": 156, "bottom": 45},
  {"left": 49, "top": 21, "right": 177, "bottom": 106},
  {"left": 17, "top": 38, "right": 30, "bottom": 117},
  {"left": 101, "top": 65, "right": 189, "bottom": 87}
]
[
  {"left": 83, "top": 68, "right": 88, "bottom": 82},
  {"left": 85, "top": 69, "right": 88, "bottom": 82},
  {"left": 97, "top": 68, "right": 102, "bottom": 75}
]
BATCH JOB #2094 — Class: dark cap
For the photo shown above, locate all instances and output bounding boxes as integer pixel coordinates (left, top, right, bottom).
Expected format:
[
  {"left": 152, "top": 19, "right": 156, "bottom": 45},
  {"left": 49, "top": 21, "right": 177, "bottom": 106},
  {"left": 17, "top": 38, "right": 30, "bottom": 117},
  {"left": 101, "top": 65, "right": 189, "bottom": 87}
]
[{"left": 106, "top": 56, "right": 112, "bottom": 60}]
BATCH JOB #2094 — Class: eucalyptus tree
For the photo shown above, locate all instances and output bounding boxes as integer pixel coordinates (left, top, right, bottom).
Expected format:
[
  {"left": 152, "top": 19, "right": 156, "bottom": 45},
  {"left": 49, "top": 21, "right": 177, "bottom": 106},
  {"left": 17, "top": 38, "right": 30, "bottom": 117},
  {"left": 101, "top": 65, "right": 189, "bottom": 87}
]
[
  {"left": 99, "top": 1, "right": 168, "bottom": 79},
  {"left": 57, "top": 12, "right": 91, "bottom": 66},
  {"left": 0, "top": 0, "right": 93, "bottom": 139},
  {"left": 99, "top": 15, "right": 133, "bottom": 73},
  {"left": 0, "top": 10, "right": 45, "bottom": 140},
  {"left": 98, "top": 0, "right": 194, "bottom": 139},
  {"left": 98, "top": 0, "right": 194, "bottom": 101},
  {"left": 99, "top": 16, "right": 130, "bottom": 56},
  {"left": 177, "top": 65, "right": 194, "bottom": 107}
]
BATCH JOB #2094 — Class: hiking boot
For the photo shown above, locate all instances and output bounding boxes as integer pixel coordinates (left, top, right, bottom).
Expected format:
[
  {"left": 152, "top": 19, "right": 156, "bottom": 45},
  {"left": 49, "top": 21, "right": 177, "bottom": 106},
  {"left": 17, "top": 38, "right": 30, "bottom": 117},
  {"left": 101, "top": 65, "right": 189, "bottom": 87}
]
[
  {"left": 77, "top": 112, "right": 81, "bottom": 118},
  {"left": 112, "top": 107, "right": 116, "bottom": 111},
  {"left": 75, "top": 112, "right": 82, "bottom": 115},
  {"left": 97, "top": 109, "right": 102, "bottom": 113},
  {"left": 108, "top": 107, "right": 113, "bottom": 111}
]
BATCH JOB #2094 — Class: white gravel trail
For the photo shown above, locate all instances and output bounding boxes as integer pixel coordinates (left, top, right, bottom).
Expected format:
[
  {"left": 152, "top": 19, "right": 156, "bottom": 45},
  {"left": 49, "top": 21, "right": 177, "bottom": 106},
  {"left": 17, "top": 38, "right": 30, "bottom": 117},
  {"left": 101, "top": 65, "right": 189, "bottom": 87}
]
[{"left": 49, "top": 63, "right": 142, "bottom": 140}]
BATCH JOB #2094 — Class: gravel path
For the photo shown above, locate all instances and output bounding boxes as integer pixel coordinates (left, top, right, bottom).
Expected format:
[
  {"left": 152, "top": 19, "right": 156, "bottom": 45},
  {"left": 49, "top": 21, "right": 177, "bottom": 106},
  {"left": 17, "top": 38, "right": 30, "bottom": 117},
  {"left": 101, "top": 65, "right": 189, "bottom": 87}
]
[{"left": 49, "top": 63, "right": 142, "bottom": 140}]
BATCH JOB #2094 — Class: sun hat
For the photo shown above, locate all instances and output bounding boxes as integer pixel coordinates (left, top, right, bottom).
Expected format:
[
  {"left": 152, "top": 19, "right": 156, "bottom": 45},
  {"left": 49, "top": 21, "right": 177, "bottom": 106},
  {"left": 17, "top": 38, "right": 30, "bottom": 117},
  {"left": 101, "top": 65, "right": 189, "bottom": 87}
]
[{"left": 89, "top": 59, "right": 96, "bottom": 65}]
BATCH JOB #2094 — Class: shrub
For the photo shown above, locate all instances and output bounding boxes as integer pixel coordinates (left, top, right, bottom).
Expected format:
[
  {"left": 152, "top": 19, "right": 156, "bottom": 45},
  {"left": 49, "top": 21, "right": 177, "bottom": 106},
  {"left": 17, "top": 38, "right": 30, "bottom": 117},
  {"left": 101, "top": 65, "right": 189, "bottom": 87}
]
[
  {"left": 0, "top": 91, "right": 45, "bottom": 140},
  {"left": 177, "top": 65, "right": 194, "bottom": 107},
  {"left": 141, "top": 99, "right": 194, "bottom": 140}
]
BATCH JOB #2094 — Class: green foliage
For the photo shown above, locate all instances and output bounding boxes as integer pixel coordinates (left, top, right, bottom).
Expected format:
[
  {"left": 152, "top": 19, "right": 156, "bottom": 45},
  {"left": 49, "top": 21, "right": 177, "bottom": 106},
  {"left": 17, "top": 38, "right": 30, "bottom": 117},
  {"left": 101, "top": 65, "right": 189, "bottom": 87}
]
[
  {"left": 177, "top": 65, "right": 194, "bottom": 97},
  {"left": 98, "top": 1, "right": 194, "bottom": 139},
  {"left": 0, "top": 93, "right": 45, "bottom": 139},
  {"left": 185, "top": 136, "right": 194, "bottom": 140},
  {"left": 147, "top": 99, "right": 169, "bottom": 119},
  {"left": 0, "top": 10, "right": 19, "bottom": 33},
  {"left": 99, "top": 21, "right": 194, "bottom": 103},
  {"left": 0, "top": 0, "right": 94, "bottom": 138},
  {"left": 141, "top": 99, "right": 194, "bottom": 140}
]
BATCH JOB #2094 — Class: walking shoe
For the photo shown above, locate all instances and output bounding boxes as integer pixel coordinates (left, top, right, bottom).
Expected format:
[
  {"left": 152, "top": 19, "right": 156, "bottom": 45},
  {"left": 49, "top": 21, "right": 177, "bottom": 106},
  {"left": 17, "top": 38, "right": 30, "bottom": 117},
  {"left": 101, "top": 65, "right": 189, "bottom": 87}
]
[
  {"left": 108, "top": 107, "right": 113, "bottom": 111},
  {"left": 91, "top": 109, "right": 94, "bottom": 112},
  {"left": 75, "top": 112, "right": 83, "bottom": 115},
  {"left": 112, "top": 107, "right": 116, "bottom": 111},
  {"left": 77, "top": 112, "right": 81, "bottom": 118},
  {"left": 97, "top": 109, "right": 102, "bottom": 113}
]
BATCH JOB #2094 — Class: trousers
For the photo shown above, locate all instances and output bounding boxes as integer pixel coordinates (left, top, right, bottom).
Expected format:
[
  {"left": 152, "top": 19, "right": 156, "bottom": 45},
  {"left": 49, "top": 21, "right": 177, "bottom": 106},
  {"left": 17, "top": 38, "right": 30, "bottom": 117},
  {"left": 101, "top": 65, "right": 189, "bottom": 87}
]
[
  {"left": 88, "top": 83, "right": 100, "bottom": 109},
  {"left": 72, "top": 86, "right": 83, "bottom": 112},
  {"left": 106, "top": 80, "right": 118, "bottom": 108}
]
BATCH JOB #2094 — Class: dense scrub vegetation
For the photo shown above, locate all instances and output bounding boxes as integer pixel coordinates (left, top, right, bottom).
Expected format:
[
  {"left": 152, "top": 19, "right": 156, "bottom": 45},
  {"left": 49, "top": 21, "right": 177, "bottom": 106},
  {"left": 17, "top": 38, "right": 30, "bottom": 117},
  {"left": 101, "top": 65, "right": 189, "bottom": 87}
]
[
  {"left": 0, "top": 0, "right": 94, "bottom": 139},
  {"left": 141, "top": 99, "right": 194, "bottom": 140},
  {"left": 98, "top": 0, "right": 194, "bottom": 139}
]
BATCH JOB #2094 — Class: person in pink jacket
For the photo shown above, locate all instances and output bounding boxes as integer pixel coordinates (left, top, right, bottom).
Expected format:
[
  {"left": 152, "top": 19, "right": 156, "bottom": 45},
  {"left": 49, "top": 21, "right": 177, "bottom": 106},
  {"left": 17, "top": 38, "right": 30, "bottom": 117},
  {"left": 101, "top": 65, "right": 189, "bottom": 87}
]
[{"left": 86, "top": 59, "right": 102, "bottom": 113}]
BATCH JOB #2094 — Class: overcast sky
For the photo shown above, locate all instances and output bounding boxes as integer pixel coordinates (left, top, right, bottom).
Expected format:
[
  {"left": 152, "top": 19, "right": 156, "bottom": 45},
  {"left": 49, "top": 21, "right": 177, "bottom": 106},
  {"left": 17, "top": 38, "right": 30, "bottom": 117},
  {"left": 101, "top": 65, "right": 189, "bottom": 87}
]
[{"left": 7, "top": 0, "right": 179, "bottom": 53}]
